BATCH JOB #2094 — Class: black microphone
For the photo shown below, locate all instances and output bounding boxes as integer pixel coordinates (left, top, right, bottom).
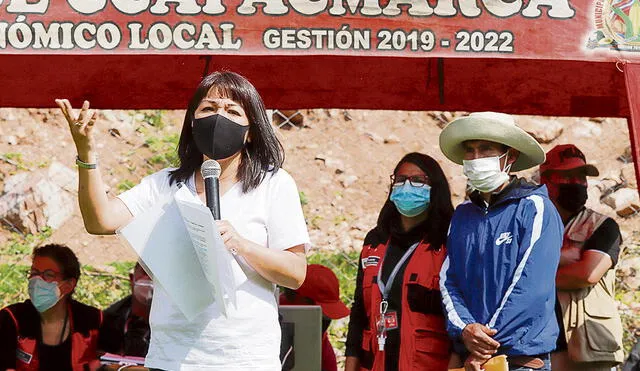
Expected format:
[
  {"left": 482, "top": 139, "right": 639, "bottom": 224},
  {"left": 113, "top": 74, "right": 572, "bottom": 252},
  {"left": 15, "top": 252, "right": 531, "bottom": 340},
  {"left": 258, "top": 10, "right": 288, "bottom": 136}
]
[{"left": 201, "top": 159, "right": 222, "bottom": 220}]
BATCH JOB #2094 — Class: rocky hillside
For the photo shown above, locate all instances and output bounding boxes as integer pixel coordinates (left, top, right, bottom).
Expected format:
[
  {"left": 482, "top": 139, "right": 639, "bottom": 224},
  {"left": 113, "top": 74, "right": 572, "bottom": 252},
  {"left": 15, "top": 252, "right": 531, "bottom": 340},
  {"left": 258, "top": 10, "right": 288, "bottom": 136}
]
[{"left": 1, "top": 107, "right": 639, "bottom": 348}]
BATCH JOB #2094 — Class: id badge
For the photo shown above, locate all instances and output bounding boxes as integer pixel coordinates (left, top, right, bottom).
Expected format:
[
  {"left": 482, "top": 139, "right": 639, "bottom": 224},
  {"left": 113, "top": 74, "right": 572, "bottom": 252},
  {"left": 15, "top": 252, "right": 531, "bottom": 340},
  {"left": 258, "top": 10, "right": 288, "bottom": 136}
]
[
  {"left": 383, "top": 311, "right": 398, "bottom": 330},
  {"left": 376, "top": 311, "right": 399, "bottom": 331},
  {"left": 16, "top": 348, "right": 33, "bottom": 364}
]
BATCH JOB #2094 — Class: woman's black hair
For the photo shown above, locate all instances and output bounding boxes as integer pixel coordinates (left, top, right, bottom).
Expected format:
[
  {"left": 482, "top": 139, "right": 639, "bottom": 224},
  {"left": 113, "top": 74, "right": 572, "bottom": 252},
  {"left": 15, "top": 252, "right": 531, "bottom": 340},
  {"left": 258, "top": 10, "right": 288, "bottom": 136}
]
[
  {"left": 32, "top": 243, "right": 81, "bottom": 281},
  {"left": 169, "top": 71, "right": 284, "bottom": 193},
  {"left": 376, "top": 152, "right": 454, "bottom": 249}
]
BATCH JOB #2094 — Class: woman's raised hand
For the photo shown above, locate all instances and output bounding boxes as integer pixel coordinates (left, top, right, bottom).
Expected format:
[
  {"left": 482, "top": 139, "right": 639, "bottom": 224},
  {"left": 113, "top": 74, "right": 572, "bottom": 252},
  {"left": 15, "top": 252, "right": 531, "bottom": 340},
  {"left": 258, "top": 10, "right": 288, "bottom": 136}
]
[{"left": 55, "top": 99, "right": 98, "bottom": 158}]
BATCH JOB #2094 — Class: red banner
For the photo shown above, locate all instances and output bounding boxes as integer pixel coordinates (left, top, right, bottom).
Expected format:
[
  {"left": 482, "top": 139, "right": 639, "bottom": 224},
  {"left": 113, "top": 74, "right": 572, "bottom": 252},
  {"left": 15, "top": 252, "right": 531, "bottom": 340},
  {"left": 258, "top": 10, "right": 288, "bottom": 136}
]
[
  {"left": 0, "top": 0, "right": 639, "bottom": 61},
  {"left": 625, "top": 63, "right": 640, "bottom": 189}
]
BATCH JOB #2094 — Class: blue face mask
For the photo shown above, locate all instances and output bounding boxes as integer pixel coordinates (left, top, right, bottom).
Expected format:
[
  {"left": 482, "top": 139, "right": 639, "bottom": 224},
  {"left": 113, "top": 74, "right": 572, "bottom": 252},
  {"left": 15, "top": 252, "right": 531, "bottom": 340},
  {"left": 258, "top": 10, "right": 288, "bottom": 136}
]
[
  {"left": 28, "top": 277, "right": 62, "bottom": 313},
  {"left": 390, "top": 181, "right": 431, "bottom": 217}
]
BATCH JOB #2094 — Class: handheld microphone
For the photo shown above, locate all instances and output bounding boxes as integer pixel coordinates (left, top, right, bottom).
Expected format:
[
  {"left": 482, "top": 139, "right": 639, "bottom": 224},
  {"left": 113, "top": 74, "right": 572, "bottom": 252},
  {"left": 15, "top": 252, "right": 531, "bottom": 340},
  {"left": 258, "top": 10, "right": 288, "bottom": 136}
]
[{"left": 200, "top": 159, "right": 222, "bottom": 220}]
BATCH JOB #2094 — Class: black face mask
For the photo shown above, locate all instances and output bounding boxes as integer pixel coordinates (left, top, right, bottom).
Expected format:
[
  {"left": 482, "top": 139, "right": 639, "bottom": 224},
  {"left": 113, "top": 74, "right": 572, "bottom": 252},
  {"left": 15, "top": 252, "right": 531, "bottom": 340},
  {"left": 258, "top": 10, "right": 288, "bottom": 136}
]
[
  {"left": 556, "top": 184, "right": 588, "bottom": 213},
  {"left": 192, "top": 114, "right": 249, "bottom": 160}
]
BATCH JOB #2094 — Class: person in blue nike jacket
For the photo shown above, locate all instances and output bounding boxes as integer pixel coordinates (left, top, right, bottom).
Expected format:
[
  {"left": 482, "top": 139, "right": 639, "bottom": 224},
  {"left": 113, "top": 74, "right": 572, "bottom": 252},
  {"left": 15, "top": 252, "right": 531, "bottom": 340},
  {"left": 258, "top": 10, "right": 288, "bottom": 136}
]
[{"left": 438, "top": 112, "right": 563, "bottom": 371}]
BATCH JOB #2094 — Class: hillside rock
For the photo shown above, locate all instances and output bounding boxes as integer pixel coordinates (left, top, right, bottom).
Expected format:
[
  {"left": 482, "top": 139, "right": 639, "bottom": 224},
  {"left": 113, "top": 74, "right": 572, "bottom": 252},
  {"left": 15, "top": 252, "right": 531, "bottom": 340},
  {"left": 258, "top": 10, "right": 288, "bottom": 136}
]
[
  {"left": 0, "top": 162, "right": 76, "bottom": 234},
  {"left": 518, "top": 117, "right": 563, "bottom": 144},
  {"left": 621, "top": 163, "right": 638, "bottom": 189},
  {"left": 603, "top": 188, "right": 640, "bottom": 211}
]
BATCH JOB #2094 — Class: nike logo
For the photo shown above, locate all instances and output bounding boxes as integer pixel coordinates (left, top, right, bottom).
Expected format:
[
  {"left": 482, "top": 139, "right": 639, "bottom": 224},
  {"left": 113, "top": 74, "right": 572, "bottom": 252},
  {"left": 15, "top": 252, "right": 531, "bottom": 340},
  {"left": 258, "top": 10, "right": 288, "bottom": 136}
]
[{"left": 495, "top": 232, "right": 513, "bottom": 246}]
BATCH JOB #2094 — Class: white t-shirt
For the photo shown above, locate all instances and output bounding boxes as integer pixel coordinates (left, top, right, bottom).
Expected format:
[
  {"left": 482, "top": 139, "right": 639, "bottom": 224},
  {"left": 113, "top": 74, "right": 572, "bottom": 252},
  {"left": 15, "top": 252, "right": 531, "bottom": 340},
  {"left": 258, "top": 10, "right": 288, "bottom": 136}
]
[{"left": 118, "top": 168, "right": 310, "bottom": 371}]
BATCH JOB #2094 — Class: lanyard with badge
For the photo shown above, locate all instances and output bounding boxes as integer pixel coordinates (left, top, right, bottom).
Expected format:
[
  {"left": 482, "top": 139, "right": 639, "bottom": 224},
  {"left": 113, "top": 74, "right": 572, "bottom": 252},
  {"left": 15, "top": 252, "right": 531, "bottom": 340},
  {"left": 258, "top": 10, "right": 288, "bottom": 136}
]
[{"left": 376, "top": 242, "right": 419, "bottom": 351}]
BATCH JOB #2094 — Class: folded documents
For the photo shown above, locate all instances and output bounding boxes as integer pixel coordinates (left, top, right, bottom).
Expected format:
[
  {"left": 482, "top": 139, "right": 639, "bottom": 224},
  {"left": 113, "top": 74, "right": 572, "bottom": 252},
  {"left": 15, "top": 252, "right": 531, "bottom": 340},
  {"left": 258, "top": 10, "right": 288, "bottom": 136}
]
[
  {"left": 116, "top": 185, "right": 247, "bottom": 320},
  {"left": 173, "top": 184, "right": 248, "bottom": 313}
]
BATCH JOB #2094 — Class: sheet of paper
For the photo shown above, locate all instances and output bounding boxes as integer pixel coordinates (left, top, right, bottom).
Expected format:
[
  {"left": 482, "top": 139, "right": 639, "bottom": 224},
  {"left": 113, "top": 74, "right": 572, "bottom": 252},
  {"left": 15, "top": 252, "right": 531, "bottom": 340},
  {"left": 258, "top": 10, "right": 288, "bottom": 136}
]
[
  {"left": 116, "top": 197, "right": 214, "bottom": 321},
  {"left": 173, "top": 185, "right": 248, "bottom": 315}
]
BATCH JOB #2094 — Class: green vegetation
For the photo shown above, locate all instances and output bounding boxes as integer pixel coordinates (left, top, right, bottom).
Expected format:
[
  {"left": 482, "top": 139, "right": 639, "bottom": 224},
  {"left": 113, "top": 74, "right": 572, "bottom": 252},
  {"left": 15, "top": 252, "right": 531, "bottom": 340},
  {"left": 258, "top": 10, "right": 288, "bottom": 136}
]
[
  {"left": 308, "top": 249, "right": 359, "bottom": 307},
  {"left": 74, "top": 263, "right": 134, "bottom": 308},
  {"left": 126, "top": 110, "right": 180, "bottom": 169},
  {"left": 1, "top": 249, "right": 361, "bottom": 356},
  {"left": 309, "top": 215, "right": 324, "bottom": 229},
  {"left": 0, "top": 243, "right": 636, "bottom": 360},
  {"left": 299, "top": 191, "right": 308, "bottom": 206},
  {"left": 0, "top": 264, "right": 29, "bottom": 306},
  {"left": 0, "top": 262, "right": 134, "bottom": 309},
  {"left": 0, "top": 152, "right": 29, "bottom": 171},
  {"left": 333, "top": 215, "right": 348, "bottom": 225},
  {"left": 0, "top": 229, "right": 133, "bottom": 309},
  {"left": 617, "top": 241, "right": 640, "bottom": 354},
  {"left": 143, "top": 110, "right": 167, "bottom": 129},
  {"left": 37, "top": 160, "right": 51, "bottom": 168},
  {"left": 0, "top": 248, "right": 360, "bottom": 316},
  {"left": 2, "top": 227, "right": 52, "bottom": 257},
  {"left": 117, "top": 179, "right": 136, "bottom": 192},
  {"left": 144, "top": 133, "right": 180, "bottom": 168},
  {"left": 308, "top": 249, "right": 360, "bottom": 358}
]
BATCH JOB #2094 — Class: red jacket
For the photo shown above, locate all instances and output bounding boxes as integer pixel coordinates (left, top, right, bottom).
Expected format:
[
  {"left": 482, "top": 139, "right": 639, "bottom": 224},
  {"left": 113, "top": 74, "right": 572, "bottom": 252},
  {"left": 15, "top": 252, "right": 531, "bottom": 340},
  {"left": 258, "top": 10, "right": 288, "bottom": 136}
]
[
  {"left": 359, "top": 239, "right": 451, "bottom": 371},
  {"left": 0, "top": 299, "right": 102, "bottom": 371}
]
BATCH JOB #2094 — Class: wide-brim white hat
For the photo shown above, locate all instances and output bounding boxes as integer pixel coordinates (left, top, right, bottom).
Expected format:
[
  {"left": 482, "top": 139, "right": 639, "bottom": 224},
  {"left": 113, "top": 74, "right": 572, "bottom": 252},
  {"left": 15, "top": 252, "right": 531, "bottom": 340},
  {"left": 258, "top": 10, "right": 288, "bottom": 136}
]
[{"left": 439, "top": 112, "right": 545, "bottom": 172}]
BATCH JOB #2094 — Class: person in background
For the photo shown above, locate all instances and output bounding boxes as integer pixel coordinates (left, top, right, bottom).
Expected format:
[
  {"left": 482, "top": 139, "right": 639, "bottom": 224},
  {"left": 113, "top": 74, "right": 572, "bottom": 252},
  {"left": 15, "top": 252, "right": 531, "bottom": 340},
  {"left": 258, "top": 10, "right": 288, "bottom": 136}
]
[
  {"left": 0, "top": 243, "right": 102, "bottom": 371},
  {"left": 540, "top": 144, "right": 624, "bottom": 371},
  {"left": 438, "top": 112, "right": 563, "bottom": 371},
  {"left": 345, "top": 152, "right": 456, "bottom": 371},
  {"left": 99, "top": 262, "right": 153, "bottom": 357},
  {"left": 280, "top": 264, "right": 351, "bottom": 371},
  {"left": 622, "top": 338, "right": 640, "bottom": 371}
]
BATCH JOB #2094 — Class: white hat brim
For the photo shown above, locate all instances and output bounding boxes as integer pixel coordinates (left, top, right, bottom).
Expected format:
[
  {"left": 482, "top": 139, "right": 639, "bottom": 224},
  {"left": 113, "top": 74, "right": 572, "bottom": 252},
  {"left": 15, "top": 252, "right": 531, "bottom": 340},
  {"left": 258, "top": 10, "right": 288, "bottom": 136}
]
[{"left": 439, "top": 115, "right": 545, "bottom": 172}]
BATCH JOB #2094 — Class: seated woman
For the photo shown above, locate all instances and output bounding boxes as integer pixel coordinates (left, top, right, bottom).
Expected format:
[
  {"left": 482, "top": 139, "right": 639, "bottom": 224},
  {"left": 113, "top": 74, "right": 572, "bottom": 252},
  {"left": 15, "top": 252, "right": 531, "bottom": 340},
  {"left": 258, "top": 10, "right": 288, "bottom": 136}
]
[{"left": 0, "top": 243, "right": 102, "bottom": 371}]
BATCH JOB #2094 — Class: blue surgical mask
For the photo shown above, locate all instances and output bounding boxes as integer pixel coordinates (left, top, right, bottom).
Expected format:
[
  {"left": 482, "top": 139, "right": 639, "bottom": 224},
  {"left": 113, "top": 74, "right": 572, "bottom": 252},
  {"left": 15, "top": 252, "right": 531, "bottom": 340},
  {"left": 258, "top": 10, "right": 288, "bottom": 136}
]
[
  {"left": 28, "top": 277, "right": 62, "bottom": 313},
  {"left": 390, "top": 182, "right": 431, "bottom": 217}
]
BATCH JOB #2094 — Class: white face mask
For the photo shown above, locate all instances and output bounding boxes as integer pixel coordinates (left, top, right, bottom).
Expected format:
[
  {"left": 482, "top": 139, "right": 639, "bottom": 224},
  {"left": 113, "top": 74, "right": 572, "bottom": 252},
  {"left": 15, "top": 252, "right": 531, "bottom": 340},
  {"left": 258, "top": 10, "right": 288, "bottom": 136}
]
[{"left": 463, "top": 152, "right": 512, "bottom": 193}]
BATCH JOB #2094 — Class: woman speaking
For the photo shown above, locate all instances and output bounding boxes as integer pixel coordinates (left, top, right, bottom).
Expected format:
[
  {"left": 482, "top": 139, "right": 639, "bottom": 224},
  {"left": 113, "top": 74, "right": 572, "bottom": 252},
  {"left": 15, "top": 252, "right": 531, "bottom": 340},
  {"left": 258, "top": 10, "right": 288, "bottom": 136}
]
[{"left": 56, "top": 71, "right": 309, "bottom": 371}]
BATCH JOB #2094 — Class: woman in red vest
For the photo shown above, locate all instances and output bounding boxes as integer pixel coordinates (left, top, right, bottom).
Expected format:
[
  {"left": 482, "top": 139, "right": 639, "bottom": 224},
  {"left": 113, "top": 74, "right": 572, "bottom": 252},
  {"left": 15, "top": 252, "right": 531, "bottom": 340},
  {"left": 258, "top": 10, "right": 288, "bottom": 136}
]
[
  {"left": 345, "top": 152, "right": 458, "bottom": 371},
  {"left": 0, "top": 244, "right": 102, "bottom": 371}
]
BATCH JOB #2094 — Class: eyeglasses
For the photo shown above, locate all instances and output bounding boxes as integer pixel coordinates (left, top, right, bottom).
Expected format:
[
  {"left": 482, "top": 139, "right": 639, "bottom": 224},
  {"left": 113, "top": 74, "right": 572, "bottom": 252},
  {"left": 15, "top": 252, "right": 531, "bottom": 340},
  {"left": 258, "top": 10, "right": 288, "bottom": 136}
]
[
  {"left": 390, "top": 174, "right": 430, "bottom": 187},
  {"left": 28, "top": 269, "right": 63, "bottom": 283}
]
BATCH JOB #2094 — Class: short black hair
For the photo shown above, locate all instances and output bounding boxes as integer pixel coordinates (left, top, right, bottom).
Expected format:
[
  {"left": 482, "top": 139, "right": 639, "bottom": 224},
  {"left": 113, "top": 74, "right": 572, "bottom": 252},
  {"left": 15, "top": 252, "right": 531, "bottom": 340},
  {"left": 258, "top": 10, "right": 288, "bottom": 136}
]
[
  {"left": 32, "top": 243, "right": 81, "bottom": 281},
  {"left": 169, "top": 71, "right": 284, "bottom": 193},
  {"left": 376, "top": 153, "right": 454, "bottom": 249}
]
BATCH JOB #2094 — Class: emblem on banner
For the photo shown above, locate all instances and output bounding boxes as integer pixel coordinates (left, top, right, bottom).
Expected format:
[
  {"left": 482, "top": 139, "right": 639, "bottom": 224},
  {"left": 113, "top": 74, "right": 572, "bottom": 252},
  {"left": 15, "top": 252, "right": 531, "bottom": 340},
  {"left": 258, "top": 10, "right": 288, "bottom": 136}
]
[{"left": 587, "top": 0, "right": 640, "bottom": 51}]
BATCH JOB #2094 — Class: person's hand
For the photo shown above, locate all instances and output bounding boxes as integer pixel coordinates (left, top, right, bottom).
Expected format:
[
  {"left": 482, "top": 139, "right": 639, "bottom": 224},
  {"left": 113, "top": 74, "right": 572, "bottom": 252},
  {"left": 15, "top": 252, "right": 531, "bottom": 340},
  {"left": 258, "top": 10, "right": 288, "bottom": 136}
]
[
  {"left": 462, "top": 323, "right": 500, "bottom": 357},
  {"left": 55, "top": 99, "right": 98, "bottom": 158},
  {"left": 216, "top": 220, "right": 248, "bottom": 256},
  {"left": 464, "top": 353, "right": 488, "bottom": 371}
]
